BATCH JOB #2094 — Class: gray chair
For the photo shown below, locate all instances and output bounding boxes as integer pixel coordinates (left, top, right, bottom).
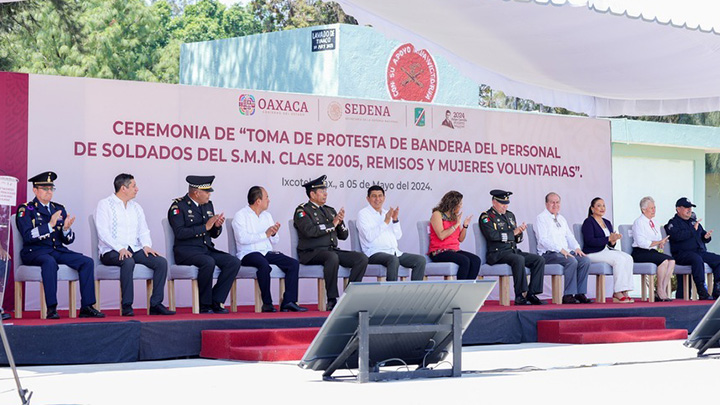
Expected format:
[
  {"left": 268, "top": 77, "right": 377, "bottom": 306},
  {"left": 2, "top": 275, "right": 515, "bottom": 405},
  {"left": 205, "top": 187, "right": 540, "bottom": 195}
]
[
  {"left": 287, "top": 220, "right": 351, "bottom": 311},
  {"left": 472, "top": 222, "right": 520, "bottom": 306},
  {"left": 11, "top": 213, "right": 79, "bottom": 319},
  {"left": 415, "top": 221, "right": 459, "bottom": 281},
  {"left": 618, "top": 224, "right": 657, "bottom": 302},
  {"left": 573, "top": 223, "right": 614, "bottom": 303},
  {"left": 526, "top": 223, "right": 566, "bottom": 305},
  {"left": 347, "top": 220, "right": 409, "bottom": 281},
  {"left": 89, "top": 214, "right": 155, "bottom": 314},
  {"left": 660, "top": 227, "right": 712, "bottom": 300},
  {"left": 161, "top": 218, "right": 222, "bottom": 313},
  {"left": 227, "top": 217, "right": 285, "bottom": 312}
]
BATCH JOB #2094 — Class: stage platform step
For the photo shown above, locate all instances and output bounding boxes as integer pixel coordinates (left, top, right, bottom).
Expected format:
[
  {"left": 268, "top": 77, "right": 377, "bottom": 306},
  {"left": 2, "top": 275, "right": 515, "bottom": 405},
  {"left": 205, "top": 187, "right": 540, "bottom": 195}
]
[
  {"left": 200, "top": 327, "right": 320, "bottom": 361},
  {"left": 537, "top": 317, "right": 688, "bottom": 344}
]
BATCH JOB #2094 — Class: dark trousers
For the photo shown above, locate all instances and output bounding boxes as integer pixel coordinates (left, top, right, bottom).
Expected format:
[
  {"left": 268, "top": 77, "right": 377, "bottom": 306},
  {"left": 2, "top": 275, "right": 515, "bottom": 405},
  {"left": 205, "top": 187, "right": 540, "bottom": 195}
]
[
  {"left": 301, "top": 249, "right": 367, "bottom": 300},
  {"left": 22, "top": 250, "right": 95, "bottom": 308},
  {"left": 674, "top": 250, "right": 720, "bottom": 298},
  {"left": 368, "top": 252, "right": 426, "bottom": 281},
  {"left": 542, "top": 251, "right": 590, "bottom": 295},
  {"left": 101, "top": 250, "right": 168, "bottom": 307},
  {"left": 177, "top": 250, "right": 240, "bottom": 308},
  {"left": 492, "top": 250, "right": 545, "bottom": 296},
  {"left": 429, "top": 250, "right": 480, "bottom": 280},
  {"left": 241, "top": 251, "right": 299, "bottom": 305}
]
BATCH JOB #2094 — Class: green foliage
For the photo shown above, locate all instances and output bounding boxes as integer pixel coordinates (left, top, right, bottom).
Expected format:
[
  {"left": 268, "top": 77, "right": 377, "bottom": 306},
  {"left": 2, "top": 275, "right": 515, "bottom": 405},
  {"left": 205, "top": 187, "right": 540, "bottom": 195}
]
[{"left": 248, "top": 0, "right": 356, "bottom": 32}]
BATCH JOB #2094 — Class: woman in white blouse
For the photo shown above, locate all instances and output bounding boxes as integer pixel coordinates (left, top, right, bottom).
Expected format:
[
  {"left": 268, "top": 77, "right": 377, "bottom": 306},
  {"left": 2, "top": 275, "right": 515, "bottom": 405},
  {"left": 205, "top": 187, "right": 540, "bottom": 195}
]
[{"left": 631, "top": 196, "right": 675, "bottom": 301}]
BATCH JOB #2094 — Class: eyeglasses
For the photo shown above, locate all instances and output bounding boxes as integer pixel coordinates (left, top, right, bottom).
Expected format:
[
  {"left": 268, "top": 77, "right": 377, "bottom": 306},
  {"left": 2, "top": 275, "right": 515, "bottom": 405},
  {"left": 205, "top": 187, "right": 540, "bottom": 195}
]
[{"left": 37, "top": 186, "right": 56, "bottom": 192}]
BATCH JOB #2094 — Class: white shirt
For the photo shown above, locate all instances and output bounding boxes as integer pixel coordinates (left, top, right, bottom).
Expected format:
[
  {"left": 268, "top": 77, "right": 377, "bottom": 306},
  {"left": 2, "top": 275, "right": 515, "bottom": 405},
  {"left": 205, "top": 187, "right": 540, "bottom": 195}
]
[
  {"left": 232, "top": 206, "right": 279, "bottom": 259},
  {"left": 357, "top": 205, "right": 403, "bottom": 257},
  {"left": 95, "top": 194, "right": 152, "bottom": 255},
  {"left": 535, "top": 208, "right": 580, "bottom": 255},
  {"left": 632, "top": 214, "right": 661, "bottom": 250}
]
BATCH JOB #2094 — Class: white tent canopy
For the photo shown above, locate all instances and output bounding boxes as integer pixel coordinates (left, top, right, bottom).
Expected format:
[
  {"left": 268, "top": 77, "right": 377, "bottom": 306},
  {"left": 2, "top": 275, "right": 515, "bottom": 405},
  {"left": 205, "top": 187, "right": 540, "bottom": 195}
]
[{"left": 336, "top": 0, "right": 720, "bottom": 117}]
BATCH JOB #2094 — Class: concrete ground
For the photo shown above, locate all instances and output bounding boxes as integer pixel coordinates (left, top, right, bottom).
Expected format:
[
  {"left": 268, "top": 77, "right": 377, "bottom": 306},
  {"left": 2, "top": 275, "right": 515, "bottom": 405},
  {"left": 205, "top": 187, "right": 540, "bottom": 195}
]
[{"left": 0, "top": 340, "right": 718, "bottom": 405}]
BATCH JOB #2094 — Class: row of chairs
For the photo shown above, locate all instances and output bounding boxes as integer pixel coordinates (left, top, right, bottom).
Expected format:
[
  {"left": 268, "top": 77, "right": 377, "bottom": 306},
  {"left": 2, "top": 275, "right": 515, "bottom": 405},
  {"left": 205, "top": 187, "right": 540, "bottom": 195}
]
[{"left": 11, "top": 214, "right": 712, "bottom": 318}]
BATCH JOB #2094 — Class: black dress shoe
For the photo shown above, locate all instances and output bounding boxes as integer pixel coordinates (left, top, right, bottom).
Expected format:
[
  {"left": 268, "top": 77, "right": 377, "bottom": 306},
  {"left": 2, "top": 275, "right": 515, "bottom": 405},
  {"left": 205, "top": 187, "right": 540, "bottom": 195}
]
[
  {"left": 149, "top": 304, "right": 175, "bottom": 315},
  {"left": 261, "top": 304, "right": 277, "bottom": 313},
  {"left": 79, "top": 306, "right": 106, "bottom": 318},
  {"left": 122, "top": 306, "right": 134, "bottom": 317},
  {"left": 1, "top": 312, "right": 10, "bottom": 321},
  {"left": 514, "top": 296, "right": 530, "bottom": 305},
  {"left": 326, "top": 298, "right": 337, "bottom": 311},
  {"left": 526, "top": 294, "right": 546, "bottom": 305},
  {"left": 574, "top": 294, "right": 593, "bottom": 304},
  {"left": 199, "top": 307, "right": 214, "bottom": 314},
  {"left": 561, "top": 295, "right": 578, "bottom": 304},
  {"left": 46, "top": 309, "right": 60, "bottom": 319},
  {"left": 211, "top": 303, "right": 229, "bottom": 314},
  {"left": 280, "top": 302, "right": 308, "bottom": 312},
  {"left": 698, "top": 295, "right": 715, "bottom": 301}
]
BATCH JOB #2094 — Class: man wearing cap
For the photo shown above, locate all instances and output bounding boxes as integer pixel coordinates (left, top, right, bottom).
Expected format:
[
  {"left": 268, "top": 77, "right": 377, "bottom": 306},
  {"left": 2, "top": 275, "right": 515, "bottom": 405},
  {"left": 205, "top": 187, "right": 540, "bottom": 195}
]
[
  {"left": 356, "top": 185, "right": 426, "bottom": 281},
  {"left": 15, "top": 171, "right": 105, "bottom": 319},
  {"left": 95, "top": 173, "right": 175, "bottom": 316},
  {"left": 535, "top": 192, "right": 592, "bottom": 304},
  {"left": 168, "top": 175, "right": 240, "bottom": 313},
  {"left": 294, "top": 175, "right": 367, "bottom": 311},
  {"left": 232, "top": 186, "right": 307, "bottom": 313},
  {"left": 665, "top": 197, "right": 720, "bottom": 300},
  {"left": 480, "top": 189, "right": 546, "bottom": 305}
]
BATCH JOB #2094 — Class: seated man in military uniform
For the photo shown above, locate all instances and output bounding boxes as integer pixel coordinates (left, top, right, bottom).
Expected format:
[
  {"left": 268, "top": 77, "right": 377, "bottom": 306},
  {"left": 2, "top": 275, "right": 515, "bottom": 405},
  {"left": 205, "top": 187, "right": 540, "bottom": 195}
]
[
  {"left": 168, "top": 175, "right": 240, "bottom": 314},
  {"left": 293, "top": 175, "right": 367, "bottom": 311},
  {"left": 479, "top": 189, "right": 546, "bottom": 305},
  {"left": 15, "top": 171, "right": 105, "bottom": 319}
]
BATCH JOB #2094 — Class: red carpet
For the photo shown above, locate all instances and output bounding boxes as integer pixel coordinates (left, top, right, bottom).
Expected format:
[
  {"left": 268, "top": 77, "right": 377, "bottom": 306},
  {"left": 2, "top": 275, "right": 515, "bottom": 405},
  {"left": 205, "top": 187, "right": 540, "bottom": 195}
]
[
  {"left": 200, "top": 327, "right": 320, "bottom": 361},
  {"left": 537, "top": 316, "right": 688, "bottom": 344}
]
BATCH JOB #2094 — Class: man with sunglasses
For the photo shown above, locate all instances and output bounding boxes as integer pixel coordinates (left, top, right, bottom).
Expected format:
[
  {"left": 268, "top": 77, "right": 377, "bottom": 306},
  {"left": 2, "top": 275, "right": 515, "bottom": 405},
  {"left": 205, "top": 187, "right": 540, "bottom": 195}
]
[
  {"left": 15, "top": 171, "right": 105, "bottom": 319},
  {"left": 535, "top": 192, "right": 591, "bottom": 304}
]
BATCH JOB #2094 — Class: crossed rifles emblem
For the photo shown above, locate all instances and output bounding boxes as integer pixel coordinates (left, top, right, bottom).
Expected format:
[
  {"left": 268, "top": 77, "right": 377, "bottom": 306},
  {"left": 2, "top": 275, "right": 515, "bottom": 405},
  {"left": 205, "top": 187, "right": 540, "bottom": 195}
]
[{"left": 401, "top": 63, "right": 424, "bottom": 88}]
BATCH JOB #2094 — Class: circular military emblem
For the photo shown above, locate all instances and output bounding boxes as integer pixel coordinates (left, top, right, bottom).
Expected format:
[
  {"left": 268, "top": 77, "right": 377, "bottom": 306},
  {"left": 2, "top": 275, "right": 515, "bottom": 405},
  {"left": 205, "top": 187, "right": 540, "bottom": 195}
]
[
  {"left": 238, "top": 94, "right": 256, "bottom": 116},
  {"left": 327, "top": 101, "right": 342, "bottom": 121},
  {"left": 386, "top": 43, "right": 438, "bottom": 103}
]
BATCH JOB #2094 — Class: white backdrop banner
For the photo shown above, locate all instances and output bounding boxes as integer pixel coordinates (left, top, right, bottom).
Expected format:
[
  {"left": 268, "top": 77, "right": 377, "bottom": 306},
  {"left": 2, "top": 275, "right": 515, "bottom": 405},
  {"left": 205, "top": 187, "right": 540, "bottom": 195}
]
[{"left": 25, "top": 74, "right": 612, "bottom": 308}]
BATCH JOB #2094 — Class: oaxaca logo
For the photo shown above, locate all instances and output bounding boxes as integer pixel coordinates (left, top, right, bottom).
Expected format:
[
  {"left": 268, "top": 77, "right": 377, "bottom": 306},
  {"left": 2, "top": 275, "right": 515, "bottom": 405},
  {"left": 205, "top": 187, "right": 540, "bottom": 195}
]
[
  {"left": 387, "top": 43, "right": 438, "bottom": 103},
  {"left": 257, "top": 98, "right": 309, "bottom": 114},
  {"left": 414, "top": 108, "right": 426, "bottom": 127},
  {"left": 238, "top": 94, "right": 256, "bottom": 116}
]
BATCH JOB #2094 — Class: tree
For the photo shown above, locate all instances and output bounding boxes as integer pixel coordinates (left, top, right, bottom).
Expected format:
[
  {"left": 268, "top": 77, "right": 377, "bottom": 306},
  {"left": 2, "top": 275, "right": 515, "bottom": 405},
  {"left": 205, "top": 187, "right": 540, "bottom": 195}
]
[{"left": 248, "top": 0, "right": 356, "bottom": 32}]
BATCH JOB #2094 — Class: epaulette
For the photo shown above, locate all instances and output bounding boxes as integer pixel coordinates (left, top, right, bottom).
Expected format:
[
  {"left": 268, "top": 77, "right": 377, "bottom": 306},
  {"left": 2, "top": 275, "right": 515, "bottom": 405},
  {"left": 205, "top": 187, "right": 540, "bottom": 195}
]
[{"left": 172, "top": 196, "right": 184, "bottom": 203}]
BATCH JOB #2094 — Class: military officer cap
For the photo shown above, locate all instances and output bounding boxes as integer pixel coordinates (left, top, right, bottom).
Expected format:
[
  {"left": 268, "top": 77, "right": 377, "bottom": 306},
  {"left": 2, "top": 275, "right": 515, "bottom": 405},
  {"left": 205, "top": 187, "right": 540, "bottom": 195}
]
[
  {"left": 676, "top": 197, "right": 696, "bottom": 208},
  {"left": 490, "top": 189, "right": 512, "bottom": 204},
  {"left": 28, "top": 171, "right": 57, "bottom": 187},
  {"left": 303, "top": 175, "right": 328, "bottom": 193},
  {"left": 186, "top": 175, "right": 215, "bottom": 192}
]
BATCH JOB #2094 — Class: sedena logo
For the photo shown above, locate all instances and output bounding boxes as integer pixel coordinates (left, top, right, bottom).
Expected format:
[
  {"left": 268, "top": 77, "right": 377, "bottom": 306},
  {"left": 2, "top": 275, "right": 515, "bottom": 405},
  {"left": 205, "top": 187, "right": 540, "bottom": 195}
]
[{"left": 239, "top": 94, "right": 256, "bottom": 116}]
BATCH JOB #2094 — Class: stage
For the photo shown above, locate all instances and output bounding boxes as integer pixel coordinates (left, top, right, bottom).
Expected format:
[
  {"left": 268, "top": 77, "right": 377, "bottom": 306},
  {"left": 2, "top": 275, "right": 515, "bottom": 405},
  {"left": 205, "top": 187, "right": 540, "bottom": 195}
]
[{"left": 0, "top": 299, "right": 712, "bottom": 366}]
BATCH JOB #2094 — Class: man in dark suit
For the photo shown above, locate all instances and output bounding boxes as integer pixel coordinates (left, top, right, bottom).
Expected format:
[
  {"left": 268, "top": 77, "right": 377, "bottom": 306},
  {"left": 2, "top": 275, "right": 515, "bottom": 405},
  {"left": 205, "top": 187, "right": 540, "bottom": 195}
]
[
  {"left": 665, "top": 197, "right": 720, "bottom": 300},
  {"left": 293, "top": 175, "right": 367, "bottom": 311},
  {"left": 167, "top": 175, "right": 240, "bottom": 314},
  {"left": 480, "top": 189, "right": 545, "bottom": 305},
  {"left": 15, "top": 171, "right": 105, "bottom": 319}
]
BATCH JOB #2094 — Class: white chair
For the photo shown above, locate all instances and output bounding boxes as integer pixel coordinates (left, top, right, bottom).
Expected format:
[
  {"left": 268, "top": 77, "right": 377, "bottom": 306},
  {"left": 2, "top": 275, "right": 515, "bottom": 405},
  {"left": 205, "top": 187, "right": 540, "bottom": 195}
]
[
  {"left": 88, "top": 214, "right": 156, "bottom": 314},
  {"left": 415, "top": 221, "right": 459, "bottom": 281},
  {"left": 226, "top": 217, "right": 286, "bottom": 312},
  {"left": 287, "top": 220, "right": 351, "bottom": 311},
  {"left": 161, "top": 218, "right": 224, "bottom": 314},
  {"left": 10, "top": 213, "right": 78, "bottom": 319},
  {"left": 526, "top": 223, "right": 565, "bottom": 305},
  {"left": 472, "top": 222, "right": 517, "bottom": 306},
  {"left": 347, "top": 220, "right": 410, "bottom": 281},
  {"left": 618, "top": 224, "right": 657, "bottom": 302},
  {"left": 572, "top": 223, "right": 614, "bottom": 303}
]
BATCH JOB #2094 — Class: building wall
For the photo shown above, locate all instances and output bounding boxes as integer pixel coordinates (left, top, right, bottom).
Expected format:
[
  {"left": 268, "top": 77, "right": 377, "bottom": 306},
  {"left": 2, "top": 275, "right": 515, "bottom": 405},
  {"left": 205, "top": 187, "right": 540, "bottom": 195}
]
[{"left": 180, "top": 24, "right": 478, "bottom": 106}]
